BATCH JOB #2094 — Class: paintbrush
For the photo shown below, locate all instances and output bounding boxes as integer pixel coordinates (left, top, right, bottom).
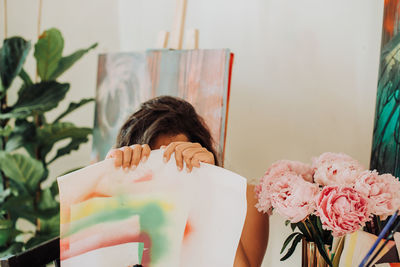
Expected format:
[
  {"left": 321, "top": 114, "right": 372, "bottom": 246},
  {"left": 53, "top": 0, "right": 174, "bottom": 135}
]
[
  {"left": 365, "top": 217, "right": 400, "bottom": 267},
  {"left": 359, "top": 210, "right": 399, "bottom": 267}
]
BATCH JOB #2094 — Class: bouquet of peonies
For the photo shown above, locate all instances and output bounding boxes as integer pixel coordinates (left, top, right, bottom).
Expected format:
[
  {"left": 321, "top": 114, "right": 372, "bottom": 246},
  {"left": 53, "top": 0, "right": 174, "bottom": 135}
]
[{"left": 255, "top": 152, "right": 400, "bottom": 265}]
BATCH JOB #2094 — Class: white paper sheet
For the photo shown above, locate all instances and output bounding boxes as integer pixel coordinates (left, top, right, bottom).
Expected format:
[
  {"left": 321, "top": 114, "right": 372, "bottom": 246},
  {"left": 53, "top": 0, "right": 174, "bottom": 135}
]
[{"left": 58, "top": 149, "right": 247, "bottom": 267}]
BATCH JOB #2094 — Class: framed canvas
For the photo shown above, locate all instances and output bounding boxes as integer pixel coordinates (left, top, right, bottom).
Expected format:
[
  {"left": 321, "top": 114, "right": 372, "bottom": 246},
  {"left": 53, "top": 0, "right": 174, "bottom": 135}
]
[{"left": 92, "top": 49, "right": 234, "bottom": 166}]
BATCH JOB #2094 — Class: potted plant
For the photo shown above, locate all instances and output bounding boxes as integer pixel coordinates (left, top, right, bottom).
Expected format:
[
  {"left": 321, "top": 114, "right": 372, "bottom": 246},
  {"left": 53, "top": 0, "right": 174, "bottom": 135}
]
[{"left": 0, "top": 28, "right": 97, "bottom": 256}]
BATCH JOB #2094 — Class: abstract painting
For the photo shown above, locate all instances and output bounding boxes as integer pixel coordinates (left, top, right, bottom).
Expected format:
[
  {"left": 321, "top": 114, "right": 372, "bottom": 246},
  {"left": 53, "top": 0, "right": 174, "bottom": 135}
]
[
  {"left": 58, "top": 150, "right": 247, "bottom": 267},
  {"left": 370, "top": 0, "right": 400, "bottom": 177},
  {"left": 92, "top": 49, "right": 234, "bottom": 165}
]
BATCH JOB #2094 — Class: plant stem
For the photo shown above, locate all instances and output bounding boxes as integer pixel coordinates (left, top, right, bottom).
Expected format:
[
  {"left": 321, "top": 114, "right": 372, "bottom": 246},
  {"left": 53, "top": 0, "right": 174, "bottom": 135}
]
[
  {"left": 0, "top": 70, "right": 9, "bottom": 220},
  {"left": 33, "top": 114, "right": 43, "bottom": 232},
  {"left": 307, "top": 219, "right": 320, "bottom": 239},
  {"left": 307, "top": 218, "right": 333, "bottom": 267},
  {"left": 301, "top": 220, "right": 313, "bottom": 240},
  {"left": 3, "top": 0, "right": 7, "bottom": 39},
  {"left": 375, "top": 215, "right": 382, "bottom": 235},
  {"left": 35, "top": 0, "right": 43, "bottom": 83},
  {"left": 37, "top": 0, "right": 42, "bottom": 38}
]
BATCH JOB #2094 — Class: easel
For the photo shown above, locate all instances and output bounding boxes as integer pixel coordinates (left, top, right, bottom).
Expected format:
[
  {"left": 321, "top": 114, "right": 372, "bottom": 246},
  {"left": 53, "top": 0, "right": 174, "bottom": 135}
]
[{"left": 155, "top": 0, "right": 199, "bottom": 50}]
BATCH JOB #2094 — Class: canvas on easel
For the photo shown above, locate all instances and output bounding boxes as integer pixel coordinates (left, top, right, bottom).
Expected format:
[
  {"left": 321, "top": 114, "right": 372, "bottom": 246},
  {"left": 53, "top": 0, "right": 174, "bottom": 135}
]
[{"left": 92, "top": 49, "right": 234, "bottom": 165}]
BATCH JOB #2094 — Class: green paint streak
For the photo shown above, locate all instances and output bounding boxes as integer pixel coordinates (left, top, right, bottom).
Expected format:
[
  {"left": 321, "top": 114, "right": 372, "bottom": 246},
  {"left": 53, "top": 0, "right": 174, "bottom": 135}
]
[
  {"left": 138, "top": 204, "right": 168, "bottom": 263},
  {"left": 66, "top": 199, "right": 169, "bottom": 263},
  {"left": 138, "top": 242, "right": 144, "bottom": 264},
  {"left": 67, "top": 207, "right": 141, "bottom": 236}
]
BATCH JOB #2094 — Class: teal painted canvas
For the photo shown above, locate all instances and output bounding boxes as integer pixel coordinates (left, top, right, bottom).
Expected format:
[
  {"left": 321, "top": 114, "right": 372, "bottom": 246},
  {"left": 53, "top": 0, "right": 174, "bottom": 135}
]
[{"left": 371, "top": 1, "right": 400, "bottom": 176}]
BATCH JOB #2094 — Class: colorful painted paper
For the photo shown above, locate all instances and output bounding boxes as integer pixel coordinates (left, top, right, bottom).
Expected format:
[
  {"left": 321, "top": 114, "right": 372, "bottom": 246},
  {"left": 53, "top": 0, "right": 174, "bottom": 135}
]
[
  {"left": 92, "top": 49, "right": 234, "bottom": 165},
  {"left": 58, "top": 149, "right": 246, "bottom": 267},
  {"left": 370, "top": 1, "right": 400, "bottom": 177},
  {"left": 339, "top": 230, "right": 395, "bottom": 267}
]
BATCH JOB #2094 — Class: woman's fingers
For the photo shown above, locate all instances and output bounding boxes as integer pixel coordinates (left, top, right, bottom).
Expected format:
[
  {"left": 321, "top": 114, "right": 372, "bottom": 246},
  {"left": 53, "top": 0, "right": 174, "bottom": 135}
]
[
  {"left": 106, "top": 144, "right": 152, "bottom": 169},
  {"left": 122, "top": 146, "right": 133, "bottom": 169},
  {"left": 141, "top": 144, "right": 151, "bottom": 163},
  {"left": 130, "top": 145, "right": 142, "bottom": 169},
  {"left": 186, "top": 151, "right": 215, "bottom": 172},
  {"left": 107, "top": 149, "right": 123, "bottom": 168},
  {"left": 174, "top": 143, "right": 201, "bottom": 171},
  {"left": 182, "top": 147, "right": 207, "bottom": 172},
  {"left": 193, "top": 151, "right": 215, "bottom": 165},
  {"left": 163, "top": 142, "right": 212, "bottom": 172},
  {"left": 107, "top": 142, "right": 215, "bottom": 172},
  {"left": 163, "top": 142, "right": 184, "bottom": 163},
  {"left": 191, "top": 157, "right": 201, "bottom": 168}
]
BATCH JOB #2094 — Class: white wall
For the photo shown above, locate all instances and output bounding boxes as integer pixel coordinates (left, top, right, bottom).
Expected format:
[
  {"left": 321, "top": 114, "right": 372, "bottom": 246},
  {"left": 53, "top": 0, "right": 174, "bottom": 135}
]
[{"left": 2, "top": 0, "right": 384, "bottom": 266}]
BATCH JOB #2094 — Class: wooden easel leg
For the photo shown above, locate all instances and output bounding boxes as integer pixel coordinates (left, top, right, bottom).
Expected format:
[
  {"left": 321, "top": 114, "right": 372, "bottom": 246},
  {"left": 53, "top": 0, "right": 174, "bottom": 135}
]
[{"left": 169, "top": 0, "right": 187, "bottom": 49}]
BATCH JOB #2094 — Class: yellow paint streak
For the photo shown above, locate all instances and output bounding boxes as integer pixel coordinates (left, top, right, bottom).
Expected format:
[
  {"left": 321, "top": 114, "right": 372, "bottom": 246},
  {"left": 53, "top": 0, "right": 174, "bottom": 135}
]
[
  {"left": 69, "top": 196, "right": 173, "bottom": 222},
  {"left": 345, "top": 231, "right": 357, "bottom": 267}
]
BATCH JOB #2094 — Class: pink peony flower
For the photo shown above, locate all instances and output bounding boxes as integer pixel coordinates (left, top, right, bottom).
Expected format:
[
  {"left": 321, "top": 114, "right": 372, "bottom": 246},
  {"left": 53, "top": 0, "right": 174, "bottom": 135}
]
[
  {"left": 255, "top": 174, "right": 280, "bottom": 215},
  {"left": 315, "top": 186, "right": 371, "bottom": 237},
  {"left": 354, "top": 171, "right": 400, "bottom": 218},
  {"left": 312, "top": 152, "right": 364, "bottom": 186},
  {"left": 255, "top": 160, "right": 314, "bottom": 215},
  {"left": 256, "top": 172, "right": 319, "bottom": 223},
  {"left": 264, "top": 160, "right": 314, "bottom": 182}
]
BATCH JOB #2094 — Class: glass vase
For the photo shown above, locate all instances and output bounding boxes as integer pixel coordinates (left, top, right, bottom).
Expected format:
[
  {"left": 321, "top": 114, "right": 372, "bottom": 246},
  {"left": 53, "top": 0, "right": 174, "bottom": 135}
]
[{"left": 301, "top": 238, "right": 330, "bottom": 267}]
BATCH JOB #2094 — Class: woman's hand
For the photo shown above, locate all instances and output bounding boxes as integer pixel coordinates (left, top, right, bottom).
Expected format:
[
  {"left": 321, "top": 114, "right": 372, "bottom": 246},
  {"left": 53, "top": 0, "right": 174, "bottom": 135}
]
[
  {"left": 106, "top": 142, "right": 215, "bottom": 172},
  {"left": 163, "top": 142, "right": 215, "bottom": 172},
  {"left": 106, "top": 144, "right": 151, "bottom": 169}
]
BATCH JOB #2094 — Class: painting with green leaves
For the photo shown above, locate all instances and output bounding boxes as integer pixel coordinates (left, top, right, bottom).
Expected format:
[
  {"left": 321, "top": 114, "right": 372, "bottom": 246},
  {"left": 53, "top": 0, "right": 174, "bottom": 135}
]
[{"left": 371, "top": 0, "right": 400, "bottom": 177}]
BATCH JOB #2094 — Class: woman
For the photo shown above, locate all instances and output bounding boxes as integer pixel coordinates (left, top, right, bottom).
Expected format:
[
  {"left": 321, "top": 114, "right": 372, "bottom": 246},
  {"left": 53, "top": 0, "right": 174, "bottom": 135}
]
[{"left": 106, "top": 96, "right": 269, "bottom": 267}]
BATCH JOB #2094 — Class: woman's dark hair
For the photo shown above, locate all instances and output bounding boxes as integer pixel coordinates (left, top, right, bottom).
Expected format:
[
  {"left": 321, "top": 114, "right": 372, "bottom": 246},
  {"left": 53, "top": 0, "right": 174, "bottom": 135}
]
[{"left": 116, "top": 96, "right": 219, "bottom": 166}]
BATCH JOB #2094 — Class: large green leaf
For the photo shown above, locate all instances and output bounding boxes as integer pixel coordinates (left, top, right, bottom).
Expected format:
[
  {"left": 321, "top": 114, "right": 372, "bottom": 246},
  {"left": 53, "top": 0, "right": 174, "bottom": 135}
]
[
  {"left": 296, "top": 221, "right": 312, "bottom": 241},
  {"left": 49, "top": 136, "right": 90, "bottom": 164},
  {"left": 0, "top": 219, "right": 13, "bottom": 246},
  {"left": 1, "top": 193, "right": 57, "bottom": 225},
  {"left": 40, "top": 213, "right": 59, "bottom": 236},
  {"left": 34, "top": 28, "right": 64, "bottom": 81},
  {"left": 0, "top": 125, "right": 12, "bottom": 137},
  {"left": 0, "top": 81, "right": 4, "bottom": 97},
  {"left": 50, "top": 43, "right": 98, "bottom": 80},
  {"left": 1, "top": 194, "right": 36, "bottom": 223},
  {"left": 0, "top": 81, "right": 69, "bottom": 119},
  {"left": 53, "top": 98, "right": 94, "bottom": 123},
  {"left": 0, "top": 220, "right": 21, "bottom": 249},
  {"left": 25, "top": 213, "right": 59, "bottom": 249},
  {"left": 49, "top": 179, "right": 59, "bottom": 197},
  {"left": 36, "top": 185, "right": 60, "bottom": 221},
  {"left": 280, "top": 234, "right": 303, "bottom": 261},
  {"left": 5, "top": 119, "right": 36, "bottom": 154},
  {"left": 0, "top": 37, "right": 31, "bottom": 90},
  {"left": 0, "top": 152, "right": 45, "bottom": 193},
  {"left": 37, "top": 122, "right": 91, "bottom": 162},
  {"left": 18, "top": 68, "right": 33, "bottom": 86},
  {"left": 0, "top": 188, "right": 10, "bottom": 202},
  {"left": 281, "top": 232, "right": 301, "bottom": 254},
  {"left": 38, "top": 188, "right": 59, "bottom": 211}
]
